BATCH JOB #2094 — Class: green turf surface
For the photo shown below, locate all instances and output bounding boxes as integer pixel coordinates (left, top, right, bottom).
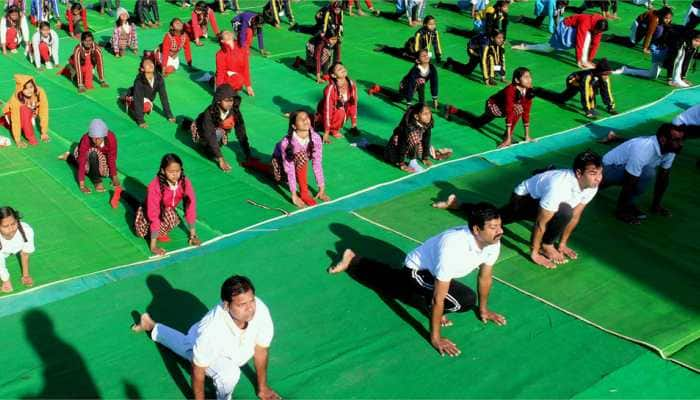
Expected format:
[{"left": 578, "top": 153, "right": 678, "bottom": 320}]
[
  {"left": 1, "top": 212, "right": 699, "bottom": 399},
  {"left": 1, "top": 0, "right": 699, "bottom": 396},
  {"left": 356, "top": 117, "right": 700, "bottom": 371}
]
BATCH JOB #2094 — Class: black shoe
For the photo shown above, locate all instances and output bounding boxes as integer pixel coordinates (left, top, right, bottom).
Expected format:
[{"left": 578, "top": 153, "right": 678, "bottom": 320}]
[{"left": 607, "top": 107, "right": 618, "bottom": 115}]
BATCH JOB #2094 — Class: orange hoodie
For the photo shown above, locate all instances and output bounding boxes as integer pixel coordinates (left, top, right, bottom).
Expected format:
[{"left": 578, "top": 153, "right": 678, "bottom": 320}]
[{"left": 2, "top": 74, "right": 49, "bottom": 143}]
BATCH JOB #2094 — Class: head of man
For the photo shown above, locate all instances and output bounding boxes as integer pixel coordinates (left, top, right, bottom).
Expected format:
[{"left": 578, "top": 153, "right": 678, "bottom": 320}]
[
  {"left": 220, "top": 275, "right": 257, "bottom": 324},
  {"left": 572, "top": 150, "right": 603, "bottom": 189},
  {"left": 467, "top": 203, "right": 503, "bottom": 247},
  {"left": 656, "top": 123, "right": 684, "bottom": 154}
]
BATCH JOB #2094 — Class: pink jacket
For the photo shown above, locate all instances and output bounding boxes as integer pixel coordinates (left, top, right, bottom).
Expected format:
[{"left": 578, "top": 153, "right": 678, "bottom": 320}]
[{"left": 145, "top": 176, "right": 197, "bottom": 235}]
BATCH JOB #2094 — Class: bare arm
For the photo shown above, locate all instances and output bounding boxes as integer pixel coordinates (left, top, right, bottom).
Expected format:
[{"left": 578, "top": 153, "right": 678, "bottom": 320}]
[
  {"left": 477, "top": 265, "right": 506, "bottom": 325},
  {"left": 558, "top": 203, "right": 585, "bottom": 248},
  {"left": 617, "top": 171, "right": 640, "bottom": 213},
  {"left": 430, "top": 279, "right": 460, "bottom": 356},
  {"left": 19, "top": 252, "right": 30, "bottom": 279},
  {"left": 192, "top": 364, "right": 206, "bottom": 400},
  {"left": 254, "top": 346, "right": 280, "bottom": 400},
  {"left": 651, "top": 168, "right": 670, "bottom": 211}
]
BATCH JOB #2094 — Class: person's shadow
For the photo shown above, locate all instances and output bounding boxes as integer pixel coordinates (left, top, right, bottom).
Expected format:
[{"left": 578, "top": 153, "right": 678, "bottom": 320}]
[
  {"left": 327, "top": 223, "right": 431, "bottom": 341},
  {"left": 135, "top": 275, "right": 210, "bottom": 398},
  {"left": 22, "top": 310, "right": 101, "bottom": 399}
]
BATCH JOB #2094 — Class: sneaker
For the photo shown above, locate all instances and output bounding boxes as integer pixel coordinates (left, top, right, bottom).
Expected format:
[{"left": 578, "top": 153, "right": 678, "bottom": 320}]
[
  {"left": 671, "top": 80, "right": 690, "bottom": 88},
  {"left": 611, "top": 66, "right": 625, "bottom": 75},
  {"left": 45, "top": 61, "right": 54, "bottom": 69},
  {"left": 408, "top": 159, "right": 425, "bottom": 172},
  {"left": 607, "top": 107, "right": 618, "bottom": 115}
]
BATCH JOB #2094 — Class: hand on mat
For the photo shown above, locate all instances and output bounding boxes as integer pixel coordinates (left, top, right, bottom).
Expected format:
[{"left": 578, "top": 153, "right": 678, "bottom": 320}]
[
  {"left": 558, "top": 244, "right": 578, "bottom": 260},
  {"left": 40, "top": 133, "right": 50, "bottom": 143},
  {"left": 246, "top": 86, "right": 255, "bottom": 97},
  {"left": 111, "top": 176, "right": 121, "bottom": 187},
  {"left": 1, "top": 280, "right": 12, "bottom": 293},
  {"left": 16, "top": 140, "right": 28, "bottom": 148},
  {"left": 79, "top": 183, "right": 91, "bottom": 194},
  {"left": 100, "top": 81, "right": 109, "bottom": 88},
  {"left": 422, "top": 158, "right": 433, "bottom": 167},
  {"left": 291, "top": 194, "right": 307, "bottom": 208},
  {"left": 431, "top": 336, "right": 461, "bottom": 357},
  {"left": 168, "top": 117, "right": 177, "bottom": 123},
  {"left": 21, "top": 275, "right": 34, "bottom": 287},
  {"left": 315, "top": 188, "right": 330, "bottom": 202},
  {"left": 530, "top": 251, "right": 556, "bottom": 269},
  {"left": 480, "top": 309, "right": 506, "bottom": 325},
  {"left": 218, "top": 158, "right": 232, "bottom": 172},
  {"left": 257, "top": 386, "right": 281, "bottom": 400},
  {"left": 150, "top": 246, "right": 166, "bottom": 256},
  {"left": 139, "top": 122, "right": 148, "bottom": 129},
  {"left": 651, "top": 205, "right": 672, "bottom": 217},
  {"left": 188, "top": 234, "right": 201, "bottom": 247},
  {"left": 322, "top": 133, "right": 331, "bottom": 144}
]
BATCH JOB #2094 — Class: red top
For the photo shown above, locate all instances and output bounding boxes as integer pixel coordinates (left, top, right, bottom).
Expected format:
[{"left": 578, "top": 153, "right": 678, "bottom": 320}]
[
  {"left": 188, "top": 8, "right": 220, "bottom": 41},
  {"left": 66, "top": 8, "right": 88, "bottom": 36},
  {"left": 316, "top": 79, "right": 358, "bottom": 133},
  {"left": 77, "top": 131, "right": 118, "bottom": 182},
  {"left": 161, "top": 32, "right": 192, "bottom": 66},
  {"left": 215, "top": 42, "right": 250, "bottom": 87},
  {"left": 490, "top": 84, "right": 532, "bottom": 134},
  {"left": 563, "top": 13, "right": 605, "bottom": 63},
  {"left": 145, "top": 176, "right": 197, "bottom": 235}
]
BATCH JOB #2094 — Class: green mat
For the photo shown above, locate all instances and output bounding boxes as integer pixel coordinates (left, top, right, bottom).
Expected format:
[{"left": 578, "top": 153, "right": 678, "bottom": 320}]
[
  {"left": 356, "top": 118, "right": 700, "bottom": 371},
  {"left": 1, "top": 212, "right": 699, "bottom": 399}
]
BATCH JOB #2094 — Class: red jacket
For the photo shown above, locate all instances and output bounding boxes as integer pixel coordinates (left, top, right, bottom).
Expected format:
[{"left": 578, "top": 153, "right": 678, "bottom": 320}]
[
  {"left": 160, "top": 32, "right": 192, "bottom": 66},
  {"left": 76, "top": 131, "right": 117, "bottom": 183},
  {"left": 187, "top": 8, "right": 220, "bottom": 41},
  {"left": 66, "top": 8, "right": 88, "bottom": 36},
  {"left": 145, "top": 176, "right": 196, "bottom": 235},
  {"left": 316, "top": 79, "right": 358, "bottom": 133},
  {"left": 215, "top": 42, "right": 250, "bottom": 87},
  {"left": 490, "top": 84, "right": 532, "bottom": 134},
  {"left": 563, "top": 13, "right": 605, "bottom": 63}
]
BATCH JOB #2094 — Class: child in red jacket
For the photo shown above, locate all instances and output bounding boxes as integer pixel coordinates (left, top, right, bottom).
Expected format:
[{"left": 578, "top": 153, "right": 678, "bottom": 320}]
[
  {"left": 155, "top": 18, "right": 192, "bottom": 76},
  {"left": 65, "top": 2, "right": 87, "bottom": 39},
  {"left": 185, "top": 1, "right": 219, "bottom": 46},
  {"left": 215, "top": 31, "right": 253, "bottom": 96},
  {"left": 314, "top": 63, "right": 358, "bottom": 143}
]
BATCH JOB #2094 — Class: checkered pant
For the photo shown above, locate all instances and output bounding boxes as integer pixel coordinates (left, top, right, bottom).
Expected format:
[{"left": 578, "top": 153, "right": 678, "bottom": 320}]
[
  {"left": 74, "top": 146, "right": 110, "bottom": 178},
  {"left": 271, "top": 151, "right": 309, "bottom": 184},
  {"left": 134, "top": 206, "right": 181, "bottom": 238}
]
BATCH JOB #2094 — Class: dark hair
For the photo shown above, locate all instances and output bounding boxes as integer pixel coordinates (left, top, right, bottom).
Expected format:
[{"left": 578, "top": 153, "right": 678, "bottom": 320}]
[
  {"left": 6, "top": 5, "right": 20, "bottom": 15},
  {"left": 284, "top": 110, "right": 315, "bottom": 162},
  {"left": 494, "top": 0, "right": 507, "bottom": 10},
  {"left": 490, "top": 29, "right": 504, "bottom": 39},
  {"left": 657, "top": 122, "right": 683, "bottom": 139},
  {"left": 70, "top": 2, "right": 82, "bottom": 11},
  {"left": 17, "top": 79, "right": 38, "bottom": 103},
  {"left": 38, "top": 21, "right": 51, "bottom": 30},
  {"left": 465, "top": 202, "right": 501, "bottom": 231},
  {"left": 169, "top": 18, "right": 184, "bottom": 34},
  {"left": 156, "top": 153, "right": 191, "bottom": 213},
  {"left": 572, "top": 150, "right": 602, "bottom": 174},
  {"left": 655, "top": 7, "right": 673, "bottom": 22},
  {"left": 415, "top": 47, "right": 430, "bottom": 62},
  {"left": 392, "top": 103, "right": 433, "bottom": 160},
  {"left": 594, "top": 19, "right": 608, "bottom": 33},
  {"left": 329, "top": 62, "right": 355, "bottom": 108},
  {"left": 195, "top": 1, "right": 207, "bottom": 12},
  {"left": 512, "top": 67, "right": 530, "bottom": 84},
  {"left": 555, "top": 0, "right": 569, "bottom": 7},
  {"left": 0, "top": 207, "right": 28, "bottom": 250},
  {"left": 220, "top": 275, "right": 255, "bottom": 302},
  {"left": 423, "top": 15, "right": 436, "bottom": 26},
  {"left": 80, "top": 31, "right": 94, "bottom": 41}
]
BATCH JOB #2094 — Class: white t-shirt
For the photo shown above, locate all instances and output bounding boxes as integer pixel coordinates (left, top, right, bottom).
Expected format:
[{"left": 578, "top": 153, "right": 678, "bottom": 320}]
[
  {"left": 602, "top": 135, "right": 675, "bottom": 177},
  {"left": 404, "top": 227, "right": 500, "bottom": 282},
  {"left": 0, "top": 222, "right": 35, "bottom": 270},
  {"left": 191, "top": 298, "right": 274, "bottom": 369},
  {"left": 672, "top": 104, "right": 700, "bottom": 126},
  {"left": 514, "top": 169, "right": 598, "bottom": 212}
]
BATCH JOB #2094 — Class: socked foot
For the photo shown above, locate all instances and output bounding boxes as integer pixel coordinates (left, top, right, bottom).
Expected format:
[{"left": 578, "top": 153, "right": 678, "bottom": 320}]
[
  {"left": 441, "top": 315, "right": 453, "bottom": 327},
  {"left": 328, "top": 249, "right": 356, "bottom": 274},
  {"left": 132, "top": 313, "right": 156, "bottom": 333},
  {"left": 432, "top": 194, "right": 458, "bottom": 210}
]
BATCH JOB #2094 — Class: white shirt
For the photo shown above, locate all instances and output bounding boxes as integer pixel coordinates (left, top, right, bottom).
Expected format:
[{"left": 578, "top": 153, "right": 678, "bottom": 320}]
[
  {"left": 293, "top": 131, "right": 310, "bottom": 147},
  {"left": 672, "top": 104, "right": 700, "bottom": 126},
  {"left": 417, "top": 64, "right": 430, "bottom": 78},
  {"left": 404, "top": 227, "right": 500, "bottom": 282},
  {"left": 191, "top": 298, "right": 274, "bottom": 368},
  {"left": 514, "top": 169, "right": 597, "bottom": 212},
  {"left": 602, "top": 135, "right": 675, "bottom": 177},
  {"left": 0, "top": 222, "right": 35, "bottom": 269}
]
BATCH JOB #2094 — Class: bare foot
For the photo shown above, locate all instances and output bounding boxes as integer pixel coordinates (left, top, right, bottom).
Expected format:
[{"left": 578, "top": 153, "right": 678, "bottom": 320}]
[
  {"left": 598, "top": 130, "right": 622, "bottom": 144},
  {"left": 328, "top": 249, "right": 356, "bottom": 274},
  {"left": 541, "top": 244, "right": 566, "bottom": 265},
  {"left": 441, "top": 315, "right": 453, "bottom": 327},
  {"left": 432, "top": 194, "right": 458, "bottom": 210},
  {"left": 58, "top": 151, "right": 70, "bottom": 160},
  {"left": 1, "top": 280, "right": 13, "bottom": 293},
  {"left": 497, "top": 138, "right": 512, "bottom": 148},
  {"left": 559, "top": 245, "right": 578, "bottom": 260},
  {"left": 132, "top": 313, "right": 156, "bottom": 332},
  {"left": 531, "top": 252, "right": 556, "bottom": 269}
]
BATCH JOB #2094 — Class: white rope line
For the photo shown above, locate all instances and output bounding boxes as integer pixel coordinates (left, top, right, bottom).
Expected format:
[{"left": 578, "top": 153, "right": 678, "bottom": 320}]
[{"left": 348, "top": 210, "right": 700, "bottom": 374}]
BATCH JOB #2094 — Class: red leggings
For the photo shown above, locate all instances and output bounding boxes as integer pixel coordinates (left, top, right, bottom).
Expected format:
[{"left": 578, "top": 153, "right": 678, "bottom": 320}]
[
  {"left": 219, "top": 74, "right": 245, "bottom": 91},
  {"left": 39, "top": 42, "right": 50, "bottom": 61},
  {"left": 70, "top": 57, "right": 95, "bottom": 88},
  {"left": 4, "top": 28, "right": 19, "bottom": 50},
  {"left": 2, "top": 105, "right": 38, "bottom": 145},
  {"left": 316, "top": 108, "right": 347, "bottom": 135}
]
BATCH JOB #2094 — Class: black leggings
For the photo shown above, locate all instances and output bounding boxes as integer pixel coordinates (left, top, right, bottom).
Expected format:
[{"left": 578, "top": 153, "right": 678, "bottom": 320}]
[
  {"left": 498, "top": 193, "right": 574, "bottom": 245},
  {"left": 348, "top": 258, "right": 476, "bottom": 313},
  {"left": 444, "top": 55, "right": 480, "bottom": 77}
]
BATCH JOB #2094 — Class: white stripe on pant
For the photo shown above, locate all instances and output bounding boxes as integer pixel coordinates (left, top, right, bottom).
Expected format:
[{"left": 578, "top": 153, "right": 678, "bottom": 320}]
[{"left": 151, "top": 323, "right": 241, "bottom": 400}]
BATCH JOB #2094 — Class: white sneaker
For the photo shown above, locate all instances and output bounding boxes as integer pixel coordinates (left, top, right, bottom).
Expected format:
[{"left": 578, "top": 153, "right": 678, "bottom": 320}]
[
  {"left": 611, "top": 66, "right": 625, "bottom": 75},
  {"left": 45, "top": 61, "right": 54, "bottom": 69},
  {"left": 671, "top": 80, "right": 690, "bottom": 88},
  {"left": 408, "top": 159, "right": 425, "bottom": 172},
  {"left": 10, "top": 49, "right": 17, "bottom": 54}
]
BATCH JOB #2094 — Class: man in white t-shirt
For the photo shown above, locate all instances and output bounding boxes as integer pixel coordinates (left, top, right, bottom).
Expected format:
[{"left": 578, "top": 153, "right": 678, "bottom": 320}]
[
  {"left": 672, "top": 104, "right": 699, "bottom": 168},
  {"left": 132, "top": 276, "right": 280, "bottom": 400},
  {"left": 329, "top": 203, "right": 506, "bottom": 357},
  {"left": 601, "top": 123, "right": 684, "bottom": 224},
  {"left": 0, "top": 206, "right": 35, "bottom": 293},
  {"left": 434, "top": 150, "right": 603, "bottom": 269}
]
